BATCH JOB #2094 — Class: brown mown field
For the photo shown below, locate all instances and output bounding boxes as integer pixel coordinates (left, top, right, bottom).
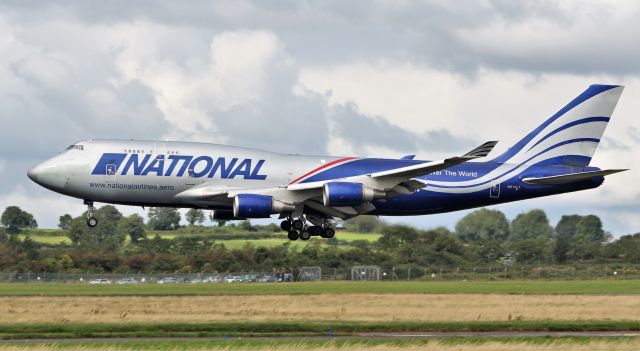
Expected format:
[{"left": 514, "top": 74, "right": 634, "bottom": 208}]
[
  {"left": 1, "top": 340, "right": 640, "bottom": 351},
  {"left": 2, "top": 293, "right": 640, "bottom": 323}
]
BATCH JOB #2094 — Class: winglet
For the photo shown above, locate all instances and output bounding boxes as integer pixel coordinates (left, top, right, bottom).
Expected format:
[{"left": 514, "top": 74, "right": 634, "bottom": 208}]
[
  {"left": 401, "top": 154, "right": 416, "bottom": 160},
  {"left": 461, "top": 141, "right": 498, "bottom": 159}
]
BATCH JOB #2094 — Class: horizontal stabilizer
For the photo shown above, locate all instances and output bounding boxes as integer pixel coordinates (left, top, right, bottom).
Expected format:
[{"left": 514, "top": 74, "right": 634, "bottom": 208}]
[{"left": 522, "top": 169, "right": 627, "bottom": 185}]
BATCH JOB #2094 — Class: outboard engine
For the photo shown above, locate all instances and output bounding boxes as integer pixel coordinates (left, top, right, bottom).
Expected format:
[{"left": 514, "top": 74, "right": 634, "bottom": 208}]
[
  {"left": 233, "top": 194, "right": 295, "bottom": 218},
  {"left": 211, "top": 210, "right": 239, "bottom": 220},
  {"left": 323, "top": 182, "right": 385, "bottom": 207}
]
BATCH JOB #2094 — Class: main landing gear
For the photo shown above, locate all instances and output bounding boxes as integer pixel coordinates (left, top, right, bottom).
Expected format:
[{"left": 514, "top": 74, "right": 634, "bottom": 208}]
[
  {"left": 281, "top": 216, "right": 335, "bottom": 241},
  {"left": 84, "top": 200, "right": 98, "bottom": 227}
]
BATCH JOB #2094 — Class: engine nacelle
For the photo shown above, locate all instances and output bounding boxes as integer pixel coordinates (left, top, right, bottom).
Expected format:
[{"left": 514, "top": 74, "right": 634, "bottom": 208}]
[
  {"left": 211, "top": 210, "right": 240, "bottom": 221},
  {"left": 323, "top": 182, "right": 385, "bottom": 207},
  {"left": 233, "top": 194, "right": 295, "bottom": 218}
]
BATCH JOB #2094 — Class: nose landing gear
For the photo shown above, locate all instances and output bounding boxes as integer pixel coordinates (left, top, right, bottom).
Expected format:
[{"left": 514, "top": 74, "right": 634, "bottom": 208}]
[{"left": 84, "top": 200, "right": 98, "bottom": 227}]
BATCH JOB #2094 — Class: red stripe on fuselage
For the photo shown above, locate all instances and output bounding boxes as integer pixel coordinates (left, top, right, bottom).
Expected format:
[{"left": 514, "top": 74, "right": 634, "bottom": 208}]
[{"left": 289, "top": 157, "right": 357, "bottom": 185}]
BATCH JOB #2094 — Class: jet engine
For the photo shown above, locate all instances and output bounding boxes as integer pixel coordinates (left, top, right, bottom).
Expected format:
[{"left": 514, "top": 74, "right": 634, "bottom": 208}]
[
  {"left": 233, "top": 194, "right": 295, "bottom": 218},
  {"left": 211, "top": 210, "right": 239, "bottom": 220},
  {"left": 322, "top": 182, "right": 385, "bottom": 207}
]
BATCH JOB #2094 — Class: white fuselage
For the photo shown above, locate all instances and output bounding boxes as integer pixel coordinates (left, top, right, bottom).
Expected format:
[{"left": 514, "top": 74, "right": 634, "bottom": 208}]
[{"left": 28, "top": 139, "right": 342, "bottom": 208}]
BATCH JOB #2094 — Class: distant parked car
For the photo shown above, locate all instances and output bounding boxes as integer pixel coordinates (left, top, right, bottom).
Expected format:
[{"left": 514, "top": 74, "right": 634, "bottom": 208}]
[
  {"left": 276, "top": 273, "right": 293, "bottom": 282},
  {"left": 157, "top": 277, "right": 177, "bottom": 284},
  {"left": 88, "top": 278, "right": 112, "bottom": 285},
  {"left": 116, "top": 277, "right": 138, "bottom": 285},
  {"left": 258, "top": 275, "right": 276, "bottom": 283},
  {"left": 204, "top": 276, "right": 221, "bottom": 283},
  {"left": 224, "top": 275, "right": 240, "bottom": 283},
  {"left": 241, "top": 275, "right": 257, "bottom": 282}
]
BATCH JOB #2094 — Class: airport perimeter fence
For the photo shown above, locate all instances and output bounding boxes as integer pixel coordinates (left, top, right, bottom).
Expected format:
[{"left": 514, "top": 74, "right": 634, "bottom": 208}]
[
  {"left": 2, "top": 264, "right": 640, "bottom": 283},
  {"left": 385, "top": 264, "right": 640, "bottom": 281}
]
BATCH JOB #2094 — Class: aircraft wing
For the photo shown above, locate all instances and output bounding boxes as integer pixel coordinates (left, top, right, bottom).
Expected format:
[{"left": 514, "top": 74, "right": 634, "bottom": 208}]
[
  {"left": 280, "top": 141, "right": 498, "bottom": 218},
  {"left": 370, "top": 141, "right": 498, "bottom": 180},
  {"left": 522, "top": 169, "right": 627, "bottom": 185},
  {"left": 287, "top": 141, "right": 498, "bottom": 192},
  {"left": 174, "top": 185, "right": 241, "bottom": 202}
]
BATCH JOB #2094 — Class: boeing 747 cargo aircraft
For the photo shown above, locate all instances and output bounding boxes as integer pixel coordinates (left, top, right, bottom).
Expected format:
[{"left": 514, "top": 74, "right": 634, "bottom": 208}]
[{"left": 28, "top": 85, "right": 627, "bottom": 240}]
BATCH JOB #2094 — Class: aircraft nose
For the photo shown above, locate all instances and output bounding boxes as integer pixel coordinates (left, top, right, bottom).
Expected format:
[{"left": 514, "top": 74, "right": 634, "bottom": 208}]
[
  {"left": 27, "top": 160, "right": 68, "bottom": 190},
  {"left": 27, "top": 163, "right": 43, "bottom": 183}
]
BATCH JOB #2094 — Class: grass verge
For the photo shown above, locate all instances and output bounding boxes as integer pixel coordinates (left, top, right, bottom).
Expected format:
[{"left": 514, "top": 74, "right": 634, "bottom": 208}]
[
  {"left": 1, "top": 321, "right": 640, "bottom": 340},
  {"left": 1, "top": 280, "right": 640, "bottom": 296}
]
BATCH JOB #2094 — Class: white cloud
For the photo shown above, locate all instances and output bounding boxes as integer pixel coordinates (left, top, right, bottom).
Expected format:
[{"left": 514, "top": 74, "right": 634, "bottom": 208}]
[
  {"left": 111, "top": 28, "right": 330, "bottom": 153},
  {"left": 454, "top": 1, "right": 640, "bottom": 74}
]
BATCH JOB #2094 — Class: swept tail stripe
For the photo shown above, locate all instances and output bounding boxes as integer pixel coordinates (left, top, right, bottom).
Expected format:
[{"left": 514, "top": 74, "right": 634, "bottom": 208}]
[
  {"left": 424, "top": 155, "right": 595, "bottom": 194},
  {"left": 527, "top": 116, "right": 610, "bottom": 152},
  {"left": 426, "top": 138, "right": 600, "bottom": 189},
  {"left": 490, "top": 85, "right": 618, "bottom": 164},
  {"left": 289, "top": 157, "right": 357, "bottom": 185}
]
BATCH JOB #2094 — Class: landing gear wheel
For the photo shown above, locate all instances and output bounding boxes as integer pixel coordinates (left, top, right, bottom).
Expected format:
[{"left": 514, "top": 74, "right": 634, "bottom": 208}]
[
  {"left": 292, "top": 219, "right": 304, "bottom": 231},
  {"left": 87, "top": 217, "right": 98, "bottom": 227},
  {"left": 287, "top": 230, "right": 299, "bottom": 241},
  {"left": 323, "top": 227, "right": 335, "bottom": 238},
  {"left": 280, "top": 220, "right": 292, "bottom": 232},
  {"left": 308, "top": 226, "right": 323, "bottom": 236},
  {"left": 299, "top": 230, "right": 311, "bottom": 241},
  {"left": 84, "top": 200, "right": 98, "bottom": 228}
]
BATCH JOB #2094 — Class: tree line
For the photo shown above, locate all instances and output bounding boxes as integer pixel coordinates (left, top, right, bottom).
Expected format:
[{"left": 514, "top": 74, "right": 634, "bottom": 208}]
[{"left": 0, "top": 205, "right": 638, "bottom": 273}]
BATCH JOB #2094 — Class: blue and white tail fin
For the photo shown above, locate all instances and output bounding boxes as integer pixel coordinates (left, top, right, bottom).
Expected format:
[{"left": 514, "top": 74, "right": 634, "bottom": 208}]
[{"left": 491, "top": 84, "right": 624, "bottom": 167}]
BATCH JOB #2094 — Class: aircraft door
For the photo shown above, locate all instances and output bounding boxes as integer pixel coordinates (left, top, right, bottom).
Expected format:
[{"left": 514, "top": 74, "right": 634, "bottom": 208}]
[
  {"left": 490, "top": 180, "right": 500, "bottom": 198},
  {"left": 185, "top": 166, "right": 196, "bottom": 186},
  {"left": 154, "top": 142, "right": 166, "bottom": 157},
  {"left": 153, "top": 142, "right": 167, "bottom": 181}
]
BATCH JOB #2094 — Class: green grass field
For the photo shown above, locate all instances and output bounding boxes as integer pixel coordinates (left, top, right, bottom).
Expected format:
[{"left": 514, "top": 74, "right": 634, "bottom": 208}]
[
  {"left": 19, "top": 228, "right": 67, "bottom": 236},
  {"left": 16, "top": 234, "right": 71, "bottom": 245},
  {"left": 0, "top": 280, "right": 639, "bottom": 296},
  {"left": 18, "top": 229, "right": 380, "bottom": 246},
  {"left": 1, "top": 320, "right": 640, "bottom": 340}
]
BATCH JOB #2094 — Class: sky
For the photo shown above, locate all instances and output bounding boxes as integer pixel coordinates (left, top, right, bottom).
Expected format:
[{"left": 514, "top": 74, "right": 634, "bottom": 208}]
[{"left": 0, "top": 1, "right": 638, "bottom": 235}]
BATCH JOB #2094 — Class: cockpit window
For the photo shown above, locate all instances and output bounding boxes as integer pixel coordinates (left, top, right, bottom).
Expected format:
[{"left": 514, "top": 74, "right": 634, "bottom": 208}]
[{"left": 66, "top": 145, "right": 84, "bottom": 151}]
